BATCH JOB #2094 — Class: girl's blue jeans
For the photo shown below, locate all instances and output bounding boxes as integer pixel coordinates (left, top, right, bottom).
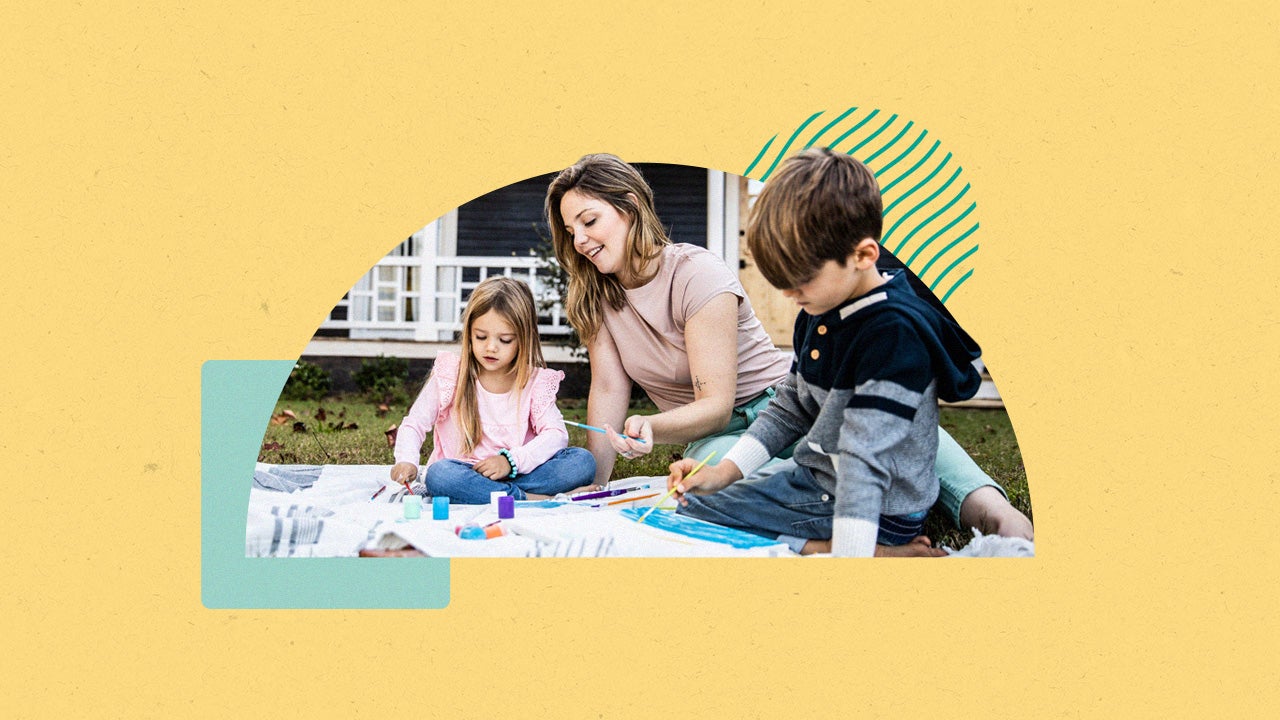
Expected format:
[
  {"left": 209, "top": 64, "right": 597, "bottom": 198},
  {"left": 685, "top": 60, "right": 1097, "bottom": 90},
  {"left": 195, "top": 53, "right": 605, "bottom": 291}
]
[{"left": 423, "top": 447, "right": 596, "bottom": 504}]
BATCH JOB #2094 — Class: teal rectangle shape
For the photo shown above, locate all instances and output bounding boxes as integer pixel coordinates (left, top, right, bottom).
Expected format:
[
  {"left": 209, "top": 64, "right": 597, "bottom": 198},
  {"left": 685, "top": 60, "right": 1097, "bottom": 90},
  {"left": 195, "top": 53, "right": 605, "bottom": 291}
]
[{"left": 201, "top": 360, "right": 450, "bottom": 609}]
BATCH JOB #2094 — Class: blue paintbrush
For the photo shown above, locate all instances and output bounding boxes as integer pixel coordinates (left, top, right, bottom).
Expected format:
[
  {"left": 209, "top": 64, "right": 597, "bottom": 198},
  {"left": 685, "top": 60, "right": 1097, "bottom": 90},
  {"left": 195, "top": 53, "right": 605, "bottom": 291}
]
[{"left": 563, "top": 419, "right": 648, "bottom": 444}]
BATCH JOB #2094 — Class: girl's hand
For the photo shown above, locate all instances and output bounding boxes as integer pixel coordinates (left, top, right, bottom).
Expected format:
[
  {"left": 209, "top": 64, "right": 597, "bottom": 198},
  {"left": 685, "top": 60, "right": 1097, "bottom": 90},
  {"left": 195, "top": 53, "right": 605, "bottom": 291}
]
[
  {"left": 667, "top": 457, "right": 741, "bottom": 505},
  {"left": 605, "top": 416, "right": 652, "bottom": 460},
  {"left": 473, "top": 454, "right": 513, "bottom": 480},
  {"left": 390, "top": 462, "right": 419, "bottom": 485}
]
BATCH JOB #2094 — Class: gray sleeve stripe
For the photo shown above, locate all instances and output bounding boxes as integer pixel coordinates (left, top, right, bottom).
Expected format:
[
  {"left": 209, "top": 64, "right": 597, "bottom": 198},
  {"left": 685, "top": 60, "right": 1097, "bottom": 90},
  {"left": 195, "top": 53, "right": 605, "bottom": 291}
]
[{"left": 854, "top": 378, "right": 925, "bottom": 407}]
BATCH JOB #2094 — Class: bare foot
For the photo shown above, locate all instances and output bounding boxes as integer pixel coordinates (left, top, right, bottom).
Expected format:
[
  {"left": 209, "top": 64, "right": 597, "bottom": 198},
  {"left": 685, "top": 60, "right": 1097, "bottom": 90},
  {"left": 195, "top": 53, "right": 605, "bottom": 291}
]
[
  {"left": 959, "top": 486, "right": 1034, "bottom": 540},
  {"left": 801, "top": 536, "right": 946, "bottom": 556},
  {"left": 358, "top": 548, "right": 426, "bottom": 557},
  {"left": 875, "top": 536, "right": 946, "bottom": 557},
  {"left": 799, "top": 539, "right": 831, "bottom": 555},
  {"left": 526, "top": 484, "right": 603, "bottom": 501}
]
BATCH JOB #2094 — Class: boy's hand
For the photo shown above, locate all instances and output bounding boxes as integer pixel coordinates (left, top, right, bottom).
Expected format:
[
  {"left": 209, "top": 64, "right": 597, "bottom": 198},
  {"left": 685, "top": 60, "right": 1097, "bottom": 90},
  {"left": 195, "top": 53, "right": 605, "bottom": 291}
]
[
  {"left": 390, "top": 462, "right": 419, "bottom": 485},
  {"left": 473, "top": 454, "right": 512, "bottom": 480},
  {"left": 667, "top": 458, "right": 742, "bottom": 505}
]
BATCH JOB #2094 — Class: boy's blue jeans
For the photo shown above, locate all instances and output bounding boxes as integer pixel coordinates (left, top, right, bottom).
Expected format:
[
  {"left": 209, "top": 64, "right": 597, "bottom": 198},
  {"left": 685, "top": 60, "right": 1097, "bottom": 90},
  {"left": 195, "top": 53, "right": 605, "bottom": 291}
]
[
  {"left": 683, "top": 387, "right": 1004, "bottom": 528},
  {"left": 424, "top": 447, "right": 596, "bottom": 504},
  {"left": 676, "top": 459, "right": 927, "bottom": 553}
]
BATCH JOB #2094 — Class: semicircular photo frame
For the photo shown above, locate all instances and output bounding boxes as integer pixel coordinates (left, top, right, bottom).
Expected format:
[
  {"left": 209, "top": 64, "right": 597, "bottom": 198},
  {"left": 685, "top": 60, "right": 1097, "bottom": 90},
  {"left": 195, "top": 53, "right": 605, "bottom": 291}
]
[{"left": 201, "top": 108, "right": 1033, "bottom": 607}]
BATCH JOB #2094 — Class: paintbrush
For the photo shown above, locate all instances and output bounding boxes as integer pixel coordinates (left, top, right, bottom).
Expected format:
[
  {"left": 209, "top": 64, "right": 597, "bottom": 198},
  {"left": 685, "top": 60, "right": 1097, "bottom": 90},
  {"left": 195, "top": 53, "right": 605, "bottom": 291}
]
[
  {"left": 606, "top": 492, "right": 659, "bottom": 506},
  {"left": 635, "top": 451, "right": 716, "bottom": 524},
  {"left": 563, "top": 419, "right": 648, "bottom": 444}
]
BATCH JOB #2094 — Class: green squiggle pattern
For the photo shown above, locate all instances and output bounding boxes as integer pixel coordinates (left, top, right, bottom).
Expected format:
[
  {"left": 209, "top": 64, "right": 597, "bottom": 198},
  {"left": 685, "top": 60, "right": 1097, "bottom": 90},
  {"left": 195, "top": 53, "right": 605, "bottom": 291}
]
[{"left": 745, "top": 109, "right": 978, "bottom": 302}]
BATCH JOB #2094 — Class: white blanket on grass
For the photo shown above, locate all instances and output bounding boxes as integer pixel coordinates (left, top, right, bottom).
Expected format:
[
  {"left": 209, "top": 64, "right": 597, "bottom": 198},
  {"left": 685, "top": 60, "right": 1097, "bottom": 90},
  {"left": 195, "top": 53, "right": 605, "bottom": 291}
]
[
  {"left": 246, "top": 464, "right": 1033, "bottom": 558},
  {"left": 245, "top": 464, "right": 795, "bottom": 558}
]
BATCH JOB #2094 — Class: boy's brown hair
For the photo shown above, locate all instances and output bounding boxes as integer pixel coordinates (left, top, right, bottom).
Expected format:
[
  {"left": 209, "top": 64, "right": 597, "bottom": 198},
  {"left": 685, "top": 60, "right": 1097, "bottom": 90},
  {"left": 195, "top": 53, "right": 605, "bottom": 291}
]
[{"left": 746, "top": 147, "right": 883, "bottom": 289}]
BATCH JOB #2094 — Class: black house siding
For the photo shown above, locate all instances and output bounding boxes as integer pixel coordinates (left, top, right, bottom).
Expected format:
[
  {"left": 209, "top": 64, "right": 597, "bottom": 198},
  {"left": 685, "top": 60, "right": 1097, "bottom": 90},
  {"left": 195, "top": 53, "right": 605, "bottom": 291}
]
[{"left": 456, "top": 163, "right": 708, "bottom": 256}]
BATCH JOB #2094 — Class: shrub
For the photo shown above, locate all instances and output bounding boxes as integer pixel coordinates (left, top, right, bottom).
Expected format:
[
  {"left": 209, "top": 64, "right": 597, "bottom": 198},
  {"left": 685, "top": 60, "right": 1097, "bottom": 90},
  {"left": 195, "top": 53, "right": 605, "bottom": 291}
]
[
  {"left": 281, "top": 360, "right": 331, "bottom": 401},
  {"left": 352, "top": 355, "right": 410, "bottom": 404}
]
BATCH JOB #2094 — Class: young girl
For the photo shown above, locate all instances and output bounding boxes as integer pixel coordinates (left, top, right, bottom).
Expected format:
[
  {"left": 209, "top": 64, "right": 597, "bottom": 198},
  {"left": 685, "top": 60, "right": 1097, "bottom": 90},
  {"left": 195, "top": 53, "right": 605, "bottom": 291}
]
[{"left": 389, "top": 276, "right": 598, "bottom": 503}]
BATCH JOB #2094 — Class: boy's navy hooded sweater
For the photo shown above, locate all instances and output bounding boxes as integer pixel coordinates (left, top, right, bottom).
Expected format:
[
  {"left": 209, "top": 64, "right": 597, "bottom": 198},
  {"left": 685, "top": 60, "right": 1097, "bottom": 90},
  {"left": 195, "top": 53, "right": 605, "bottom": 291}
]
[{"left": 722, "top": 271, "right": 982, "bottom": 553}]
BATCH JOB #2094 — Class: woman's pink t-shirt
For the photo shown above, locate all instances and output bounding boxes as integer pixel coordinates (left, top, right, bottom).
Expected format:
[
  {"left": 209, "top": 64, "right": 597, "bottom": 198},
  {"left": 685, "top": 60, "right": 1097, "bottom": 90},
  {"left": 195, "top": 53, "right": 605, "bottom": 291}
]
[{"left": 602, "top": 243, "right": 791, "bottom": 412}]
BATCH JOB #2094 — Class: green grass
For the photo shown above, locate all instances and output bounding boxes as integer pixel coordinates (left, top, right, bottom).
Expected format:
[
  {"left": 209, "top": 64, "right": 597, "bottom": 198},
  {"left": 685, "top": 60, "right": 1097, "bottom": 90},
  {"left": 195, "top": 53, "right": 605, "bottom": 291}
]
[
  {"left": 932, "top": 407, "right": 1030, "bottom": 547},
  {"left": 260, "top": 396, "right": 1031, "bottom": 548}
]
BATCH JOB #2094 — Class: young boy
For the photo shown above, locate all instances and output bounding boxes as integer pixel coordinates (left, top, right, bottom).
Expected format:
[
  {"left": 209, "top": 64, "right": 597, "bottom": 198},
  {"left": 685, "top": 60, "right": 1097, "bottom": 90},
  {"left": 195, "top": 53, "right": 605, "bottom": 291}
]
[{"left": 668, "top": 147, "right": 982, "bottom": 557}]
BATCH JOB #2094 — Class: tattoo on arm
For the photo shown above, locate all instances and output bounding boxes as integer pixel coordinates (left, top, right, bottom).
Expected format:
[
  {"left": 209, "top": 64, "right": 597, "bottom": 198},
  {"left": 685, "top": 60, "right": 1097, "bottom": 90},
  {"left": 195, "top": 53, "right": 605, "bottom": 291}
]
[{"left": 694, "top": 375, "right": 705, "bottom": 393}]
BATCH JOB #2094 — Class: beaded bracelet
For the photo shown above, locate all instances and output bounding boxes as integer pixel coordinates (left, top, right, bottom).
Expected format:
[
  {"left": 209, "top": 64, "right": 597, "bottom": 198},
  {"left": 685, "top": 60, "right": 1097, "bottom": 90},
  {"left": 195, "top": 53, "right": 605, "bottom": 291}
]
[{"left": 498, "top": 448, "right": 518, "bottom": 478}]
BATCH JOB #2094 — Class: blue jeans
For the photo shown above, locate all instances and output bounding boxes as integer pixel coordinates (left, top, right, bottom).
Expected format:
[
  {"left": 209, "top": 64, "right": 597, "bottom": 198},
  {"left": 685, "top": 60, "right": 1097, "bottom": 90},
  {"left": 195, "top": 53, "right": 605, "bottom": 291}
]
[
  {"left": 424, "top": 447, "right": 596, "bottom": 504},
  {"left": 677, "top": 458, "right": 927, "bottom": 553},
  {"left": 686, "top": 386, "right": 1002, "bottom": 528}
]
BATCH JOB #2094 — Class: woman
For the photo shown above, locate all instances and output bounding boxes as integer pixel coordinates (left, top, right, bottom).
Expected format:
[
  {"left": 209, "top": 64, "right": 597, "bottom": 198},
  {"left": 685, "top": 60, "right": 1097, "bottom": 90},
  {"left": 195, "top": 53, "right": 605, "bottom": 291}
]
[{"left": 545, "top": 154, "right": 1031, "bottom": 552}]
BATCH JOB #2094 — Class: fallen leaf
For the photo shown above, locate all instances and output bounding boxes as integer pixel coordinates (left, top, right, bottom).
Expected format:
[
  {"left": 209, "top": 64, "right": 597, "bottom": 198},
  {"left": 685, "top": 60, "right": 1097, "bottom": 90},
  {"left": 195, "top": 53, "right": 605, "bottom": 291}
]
[
  {"left": 385, "top": 424, "right": 398, "bottom": 447},
  {"left": 315, "top": 407, "right": 327, "bottom": 422},
  {"left": 292, "top": 421, "right": 306, "bottom": 433},
  {"left": 262, "top": 441, "right": 283, "bottom": 451}
]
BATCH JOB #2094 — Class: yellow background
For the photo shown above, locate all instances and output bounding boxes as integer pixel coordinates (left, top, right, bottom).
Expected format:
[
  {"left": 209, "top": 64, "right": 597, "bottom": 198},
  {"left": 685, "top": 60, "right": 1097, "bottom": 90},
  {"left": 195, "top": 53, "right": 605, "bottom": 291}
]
[{"left": 5, "top": 2, "right": 1279, "bottom": 717}]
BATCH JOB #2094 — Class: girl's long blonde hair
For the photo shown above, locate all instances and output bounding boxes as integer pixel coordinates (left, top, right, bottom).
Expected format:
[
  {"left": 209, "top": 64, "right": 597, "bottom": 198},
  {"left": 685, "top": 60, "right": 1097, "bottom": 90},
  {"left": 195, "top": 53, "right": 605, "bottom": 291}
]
[
  {"left": 453, "top": 276, "right": 545, "bottom": 454},
  {"left": 544, "top": 154, "right": 671, "bottom": 343}
]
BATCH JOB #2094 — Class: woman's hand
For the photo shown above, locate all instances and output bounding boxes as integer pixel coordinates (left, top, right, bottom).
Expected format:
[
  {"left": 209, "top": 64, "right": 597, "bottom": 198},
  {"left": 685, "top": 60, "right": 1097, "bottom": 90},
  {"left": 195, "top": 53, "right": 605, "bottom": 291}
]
[
  {"left": 473, "top": 454, "right": 513, "bottom": 480},
  {"left": 605, "top": 416, "right": 653, "bottom": 459},
  {"left": 389, "top": 462, "right": 419, "bottom": 485}
]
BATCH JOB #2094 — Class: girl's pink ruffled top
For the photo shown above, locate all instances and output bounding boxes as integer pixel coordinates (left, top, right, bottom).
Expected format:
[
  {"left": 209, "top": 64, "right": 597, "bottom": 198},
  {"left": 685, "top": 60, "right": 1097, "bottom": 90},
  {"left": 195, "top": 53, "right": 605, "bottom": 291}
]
[{"left": 392, "top": 351, "right": 569, "bottom": 474}]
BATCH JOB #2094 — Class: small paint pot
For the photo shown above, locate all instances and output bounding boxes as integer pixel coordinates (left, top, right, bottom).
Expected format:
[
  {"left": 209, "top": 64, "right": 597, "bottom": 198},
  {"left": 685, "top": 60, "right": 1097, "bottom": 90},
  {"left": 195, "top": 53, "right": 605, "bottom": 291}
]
[
  {"left": 456, "top": 523, "right": 507, "bottom": 540},
  {"left": 458, "top": 525, "right": 486, "bottom": 540},
  {"left": 498, "top": 495, "right": 514, "bottom": 519},
  {"left": 403, "top": 495, "right": 422, "bottom": 520},
  {"left": 432, "top": 495, "right": 449, "bottom": 520}
]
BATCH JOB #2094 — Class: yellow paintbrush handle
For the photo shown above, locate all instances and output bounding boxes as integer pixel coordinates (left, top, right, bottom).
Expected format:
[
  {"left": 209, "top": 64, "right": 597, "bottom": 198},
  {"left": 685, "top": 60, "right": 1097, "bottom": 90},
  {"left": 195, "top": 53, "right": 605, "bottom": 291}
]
[{"left": 636, "top": 451, "right": 716, "bottom": 524}]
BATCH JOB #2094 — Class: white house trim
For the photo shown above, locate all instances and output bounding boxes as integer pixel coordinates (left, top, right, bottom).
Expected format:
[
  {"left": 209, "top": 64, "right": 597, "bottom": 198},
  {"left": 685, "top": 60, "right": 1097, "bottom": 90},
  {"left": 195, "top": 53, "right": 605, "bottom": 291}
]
[
  {"left": 707, "top": 170, "right": 725, "bottom": 259},
  {"left": 723, "top": 172, "right": 741, "bottom": 278}
]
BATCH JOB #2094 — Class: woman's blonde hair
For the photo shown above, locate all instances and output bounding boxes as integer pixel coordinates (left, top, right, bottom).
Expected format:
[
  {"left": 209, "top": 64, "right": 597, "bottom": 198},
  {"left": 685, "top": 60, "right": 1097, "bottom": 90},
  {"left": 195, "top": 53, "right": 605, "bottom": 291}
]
[
  {"left": 544, "top": 154, "right": 670, "bottom": 343},
  {"left": 452, "top": 276, "right": 545, "bottom": 454}
]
